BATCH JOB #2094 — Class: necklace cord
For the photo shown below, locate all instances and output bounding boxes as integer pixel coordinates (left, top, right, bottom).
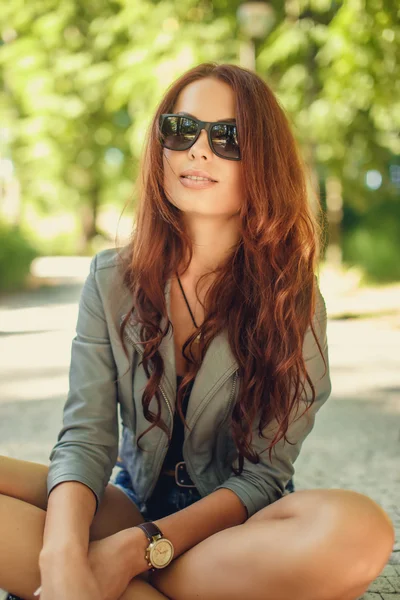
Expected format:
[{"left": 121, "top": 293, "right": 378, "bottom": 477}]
[{"left": 176, "top": 274, "right": 198, "bottom": 328}]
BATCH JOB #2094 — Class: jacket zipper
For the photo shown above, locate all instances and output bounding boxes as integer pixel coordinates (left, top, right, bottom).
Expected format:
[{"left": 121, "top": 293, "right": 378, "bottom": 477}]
[
  {"left": 123, "top": 323, "right": 173, "bottom": 427},
  {"left": 123, "top": 324, "right": 174, "bottom": 500},
  {"left": 183, "top": 369, "right": 239, "bottom": 493},
  {"left": 215, "top": 370, "right": 239, "bottom": 482}
]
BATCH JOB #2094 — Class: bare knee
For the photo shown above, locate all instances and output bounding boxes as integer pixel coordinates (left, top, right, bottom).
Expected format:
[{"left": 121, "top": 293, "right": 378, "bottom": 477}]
[
  {"left": 325, "top": 490, "right": 394, "bottom": 580},
  {"left": 292, "top": 489, "right": 394, "bottom": 592},
  {"left": 0, "top": 455, "right": 48, "bottom": 510},
  {"left": 251, "top": 488, "right": 395, "bottom": 598}
]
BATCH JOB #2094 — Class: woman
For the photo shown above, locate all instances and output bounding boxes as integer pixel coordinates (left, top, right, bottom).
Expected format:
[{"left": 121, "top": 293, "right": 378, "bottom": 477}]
[{"left": 0, "top": 62, "right": 394, "bottom": 600}]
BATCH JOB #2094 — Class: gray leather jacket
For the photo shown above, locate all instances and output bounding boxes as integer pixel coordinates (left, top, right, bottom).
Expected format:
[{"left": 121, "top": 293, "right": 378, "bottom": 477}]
[{"left": 47, "top": 248, "right": 332, "bottom": 518}]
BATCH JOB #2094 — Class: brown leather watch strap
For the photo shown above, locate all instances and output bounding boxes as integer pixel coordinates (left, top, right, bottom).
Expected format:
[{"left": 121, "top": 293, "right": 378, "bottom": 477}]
[{"left": 136, "top": 521, "right": 163, "bottom": 541}]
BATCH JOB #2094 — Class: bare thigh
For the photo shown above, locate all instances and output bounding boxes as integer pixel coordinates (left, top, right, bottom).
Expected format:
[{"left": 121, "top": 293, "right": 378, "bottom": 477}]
[
  {"left": 0, "top": 456, "right": 149, "bottom": 598},
  {"left": 150, "top": 489, "right": 394, "bottom": 600},
  {"left": 0, "top": 455, "right": 145, "bottom": 538}
]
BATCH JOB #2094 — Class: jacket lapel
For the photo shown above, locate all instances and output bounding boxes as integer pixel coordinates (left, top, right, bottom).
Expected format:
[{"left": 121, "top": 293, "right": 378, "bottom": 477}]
[{"left": 121, "top": 276, "right": 239, "bottom": 425}]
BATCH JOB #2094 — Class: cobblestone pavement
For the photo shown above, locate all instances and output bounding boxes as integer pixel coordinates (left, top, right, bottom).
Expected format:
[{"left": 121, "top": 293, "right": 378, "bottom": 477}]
[{"left": 0, "top": 277, "right": 399, "bottom": 599}]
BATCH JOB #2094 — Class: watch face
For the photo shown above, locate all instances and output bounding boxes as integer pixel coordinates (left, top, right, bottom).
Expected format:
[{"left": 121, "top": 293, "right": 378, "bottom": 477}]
[{"left": 150, "top": 539, "right": 174, "bottom": 568}]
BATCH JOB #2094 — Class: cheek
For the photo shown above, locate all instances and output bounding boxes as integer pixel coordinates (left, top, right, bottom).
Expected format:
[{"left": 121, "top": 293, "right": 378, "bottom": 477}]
[
  {"left": 163, "top": 152, "right": 181, "bottom": 185},
  {"left": 163, "top": 154, "right": 174, "bottom": 184},
  {"left": 162, "top": 154, "right": 182, "bottom": 205},
  {"left": 163, "top": 149, "right": 178, "bottom": 168},
  {"left": 226, "top": 166, "right": 244, "bottom": 199}
]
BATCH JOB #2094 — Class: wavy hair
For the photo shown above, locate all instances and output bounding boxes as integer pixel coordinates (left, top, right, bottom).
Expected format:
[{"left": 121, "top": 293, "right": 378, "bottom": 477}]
[{"left": 118, "top": 62, "right": 327, "bottom": 475}]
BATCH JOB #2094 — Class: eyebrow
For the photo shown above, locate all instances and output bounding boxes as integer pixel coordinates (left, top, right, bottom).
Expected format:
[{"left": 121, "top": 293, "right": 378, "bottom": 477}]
[{"left": 176, "top": 111, "right": 236, "bottom": 123}]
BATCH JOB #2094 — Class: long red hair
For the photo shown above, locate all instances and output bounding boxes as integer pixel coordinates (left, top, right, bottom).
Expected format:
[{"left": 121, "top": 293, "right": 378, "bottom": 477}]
[{"left": 117, "top": 62, "right": 327, "bottom": 475}]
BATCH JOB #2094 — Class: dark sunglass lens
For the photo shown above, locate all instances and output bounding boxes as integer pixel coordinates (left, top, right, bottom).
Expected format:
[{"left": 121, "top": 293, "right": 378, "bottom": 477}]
[
  {"left": 161, "top": 116, "right": 198, "bottom": 149},
  {"left": 211, "top": 124, "right": 240, "bottom": 159}
]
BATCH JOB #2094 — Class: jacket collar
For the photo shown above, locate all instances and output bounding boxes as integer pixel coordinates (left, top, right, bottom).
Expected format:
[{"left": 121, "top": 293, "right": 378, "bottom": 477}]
[{"left": 121, "top": 276, "right": 238, "bottom": 422}]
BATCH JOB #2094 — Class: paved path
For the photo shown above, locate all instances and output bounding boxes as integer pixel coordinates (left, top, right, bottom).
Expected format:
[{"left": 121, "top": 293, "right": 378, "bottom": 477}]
[{"left": 0, "top": 276, "right": 399, "bottom": 599}]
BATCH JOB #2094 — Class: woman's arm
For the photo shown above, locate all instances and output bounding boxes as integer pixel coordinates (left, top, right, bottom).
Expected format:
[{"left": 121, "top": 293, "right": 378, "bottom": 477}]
[
  {"left": 40, "top": 481, "right": 97, "bottom": 557},
  {"left": 37, "top": 482, "right": 99, "bottom": 598},
  {"left": 108, "top": 486, "right": 248, "bottom": 581},
  {"left": 41, "top": 251, "right": 119, "bottom": 566},
  {"left": 46, "top": 253, "right": 119, "bottom": 517},
  {"left": 213, "top": 277, "right": 332, "bottom": 517},
  {"left": 35, "top": 254, "right": 119, "bottom": 597}
]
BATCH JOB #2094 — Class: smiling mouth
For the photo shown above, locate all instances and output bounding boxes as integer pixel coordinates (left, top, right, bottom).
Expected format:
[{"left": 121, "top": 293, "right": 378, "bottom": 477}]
[
  {"left": 179, "top": 176, "right": 218, "bottom": 189},
  {"left": 180, "top": 175, "right": 218, "bottom": 183}
]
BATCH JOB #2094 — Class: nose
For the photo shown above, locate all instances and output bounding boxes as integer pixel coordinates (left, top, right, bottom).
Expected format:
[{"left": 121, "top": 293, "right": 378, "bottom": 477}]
[{"left": 189, "top": 127, "right": 213, "bottom": 159}]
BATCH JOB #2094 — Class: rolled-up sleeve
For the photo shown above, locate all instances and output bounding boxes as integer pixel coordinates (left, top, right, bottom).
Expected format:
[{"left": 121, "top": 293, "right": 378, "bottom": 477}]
[
  {"left": 47, "top": 254, "right": 119, "bottom": 515},
  {"left": 214, "top": 279, "right": 332, "bottom": 518}
]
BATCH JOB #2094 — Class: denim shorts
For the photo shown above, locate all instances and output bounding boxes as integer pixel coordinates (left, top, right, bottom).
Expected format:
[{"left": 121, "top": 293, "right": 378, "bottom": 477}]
[
  {"left": 110, "top": 463, "right": 203, "bottom": 521},
  {"left": 110, "top": 461, "right": 295, "bottom": 521}
]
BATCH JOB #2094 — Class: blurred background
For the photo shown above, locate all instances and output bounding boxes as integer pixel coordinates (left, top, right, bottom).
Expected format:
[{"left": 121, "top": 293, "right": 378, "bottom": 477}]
[
  {"left": 1, "top": 0, "right": 399, "bottom": 289},
  {"left": 0, "top": 1, "right": 399, "bottom": 595}
]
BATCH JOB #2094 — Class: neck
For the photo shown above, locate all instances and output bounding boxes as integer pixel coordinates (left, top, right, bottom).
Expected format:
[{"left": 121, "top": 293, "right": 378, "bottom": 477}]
[{"left": 179, "top": 213, "right": 241, "bottom": 280}]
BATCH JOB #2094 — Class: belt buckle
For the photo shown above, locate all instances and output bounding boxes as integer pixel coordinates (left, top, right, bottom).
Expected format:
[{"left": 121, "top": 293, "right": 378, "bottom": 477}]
[{"left": 174, "top": 461, "right": 196, "bottom": 488}]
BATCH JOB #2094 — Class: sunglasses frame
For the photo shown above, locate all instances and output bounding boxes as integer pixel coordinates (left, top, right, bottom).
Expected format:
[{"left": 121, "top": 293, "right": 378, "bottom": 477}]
[{"left": 159, "top": 113, "right": 241, "bottom": 161}]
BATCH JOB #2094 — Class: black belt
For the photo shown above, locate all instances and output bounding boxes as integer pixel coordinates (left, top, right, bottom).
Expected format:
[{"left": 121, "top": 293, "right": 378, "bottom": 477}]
[{"left": 161, "top": 461, "right": 197, "bottom": 488}]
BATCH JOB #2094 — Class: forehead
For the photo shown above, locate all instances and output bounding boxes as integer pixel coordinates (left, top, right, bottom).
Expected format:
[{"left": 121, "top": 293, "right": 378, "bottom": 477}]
[{"left": 173, "top": 77, "right": 236, "bottom": 122}]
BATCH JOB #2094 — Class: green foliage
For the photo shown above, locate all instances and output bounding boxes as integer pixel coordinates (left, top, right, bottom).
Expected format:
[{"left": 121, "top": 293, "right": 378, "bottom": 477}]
[
  {"left": 258, "top": 0, "right": 400, "bottom": 203},
  {"left": 26, "top": 230, "right": 81, "bottom": 257},
  {"left": 343, "top": 227, "right": 400, "bottom": 284},
  {"left": 0, "top": 221, "right": 39, "bottom": 291},
  {"left": 342, "top": 200, "right": 400, "bottom": 283}
]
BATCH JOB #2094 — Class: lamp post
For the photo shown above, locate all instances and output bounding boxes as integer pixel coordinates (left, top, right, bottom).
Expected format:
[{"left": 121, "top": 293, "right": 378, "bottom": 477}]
[{"left": 237, "top": 2, "right": 276, "bottom": 70}]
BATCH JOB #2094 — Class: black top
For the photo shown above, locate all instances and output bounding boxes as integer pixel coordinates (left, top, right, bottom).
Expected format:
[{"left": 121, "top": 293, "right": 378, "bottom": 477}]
[{"left": 161, "top": 375, "right": 195, "bottom": 471}]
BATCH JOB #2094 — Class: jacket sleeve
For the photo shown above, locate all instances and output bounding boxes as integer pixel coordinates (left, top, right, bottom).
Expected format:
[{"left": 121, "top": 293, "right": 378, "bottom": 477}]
[
  {"left": 46, "top": 253, "right": 119, "bottom": 515},
  {"left": 214, "top": 279, "right": 332, "bottom": 518}
]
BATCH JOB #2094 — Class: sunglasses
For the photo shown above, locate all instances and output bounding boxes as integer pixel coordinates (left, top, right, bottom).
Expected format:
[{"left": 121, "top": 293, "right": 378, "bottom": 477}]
[{"left": 159, "top": 113, "right": 241, "bottom": 161}]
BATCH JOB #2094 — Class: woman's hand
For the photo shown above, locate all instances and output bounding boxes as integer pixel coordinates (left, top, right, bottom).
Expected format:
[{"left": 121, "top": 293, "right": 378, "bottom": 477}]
[
  {"left": 87, "top": 528, "right": 145, "bottom": 600},
  {"left": 37, "top": 554, "right": 103, "bottom": 600},
  {"left": 37, "top": 528, "right": 146, "bottom": 600}
]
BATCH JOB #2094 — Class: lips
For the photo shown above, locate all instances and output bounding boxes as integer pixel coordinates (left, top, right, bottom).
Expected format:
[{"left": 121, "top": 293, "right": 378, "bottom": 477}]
[
  {"left": 179, "top": 176, "right": 217, "bottom": 189},
  {"left": 180, "top": 175, "right": 216, "bottom": 182},
  {"left": 180, "top": 169, "right": 218, "bottom": 182}
]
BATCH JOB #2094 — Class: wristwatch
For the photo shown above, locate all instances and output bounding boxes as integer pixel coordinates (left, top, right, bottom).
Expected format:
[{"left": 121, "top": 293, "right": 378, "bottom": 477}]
[{"left": 135, "top": 522, "right": 174, "bottom": 571}]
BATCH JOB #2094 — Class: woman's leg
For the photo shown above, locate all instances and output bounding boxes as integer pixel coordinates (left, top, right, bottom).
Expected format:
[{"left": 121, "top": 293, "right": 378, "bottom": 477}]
[
  {"left": 150, "top": 488, "right": 395, "bottom": 600},
  {"left": 119, "top": 578, "right": 170, "bottom": 599},
  {"left": 0, "top": 456, "right": 169, "bottom": 600},
  {"left": 0, "top": 457, "right": 395, "bottom": 600}
]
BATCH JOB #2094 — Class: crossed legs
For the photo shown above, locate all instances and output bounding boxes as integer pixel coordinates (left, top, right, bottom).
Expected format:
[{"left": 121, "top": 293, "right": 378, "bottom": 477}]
[{"left": 0, "top": 456, "right": 395, "bottom": 600}]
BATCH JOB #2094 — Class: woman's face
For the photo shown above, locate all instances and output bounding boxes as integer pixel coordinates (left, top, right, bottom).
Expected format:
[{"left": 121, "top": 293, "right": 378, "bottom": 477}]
[{"left": 162, "top": 77, "right": 244, "bottom": 219}]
